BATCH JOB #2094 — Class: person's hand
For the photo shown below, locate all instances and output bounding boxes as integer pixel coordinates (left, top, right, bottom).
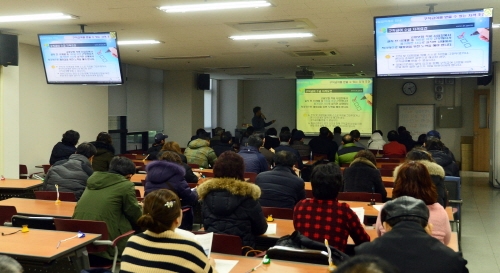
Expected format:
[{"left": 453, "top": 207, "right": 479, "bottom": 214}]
[
  {"left": 269, "top": 148, "right": 275, "bottom": 153},
  {"left": 194, "top": 172, "right": 202, "bottom": 178},
  {"left": 209, "top": 258, "right": 216, "bottom": 268},
  {"left": 272, "top": 119, "right": 276, "bottom": 123},
  {"left": 477, "top": 28, "right": 490, "bottom": 42}
]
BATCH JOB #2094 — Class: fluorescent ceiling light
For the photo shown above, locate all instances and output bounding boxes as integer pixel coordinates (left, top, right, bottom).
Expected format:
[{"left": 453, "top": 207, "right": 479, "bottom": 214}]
[
  {"left": 118, "top": 40, "right": 162, "bottom": 45},
  {"left": 493, "top": 24, "right": 500, "bottom": 29},
  {"left": 230, "top": 33, "right": 314, "bottom": 40},
  {"left": 0, "top": 13, "right": 77, "bottom": 23},
  {"left": 158, "top": 1, "right": 271, "bottom": 13}
]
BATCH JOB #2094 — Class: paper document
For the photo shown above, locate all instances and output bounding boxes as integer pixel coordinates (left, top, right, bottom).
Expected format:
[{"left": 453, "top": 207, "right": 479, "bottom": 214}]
[
  {"left": 264, "top": 223, "right": 277, "bottom": 235},
  {"left": 214, "top": 259, "right": 239, "bottom": 273},
  {"left": 195, "top": 232, "right": 214, "bottom": 258},
  {"left": 351, "top": 207, "right": 365, "bottom": 223},
  {"left": 372, "top": 204, "right": 384, "bottom": 212}
]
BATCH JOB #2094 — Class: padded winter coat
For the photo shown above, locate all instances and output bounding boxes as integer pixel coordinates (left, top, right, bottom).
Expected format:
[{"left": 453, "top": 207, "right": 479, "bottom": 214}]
[
  {"left": 43, "top": 154, "right": 93, "bottom": 200},
  {"left": 428, "top": 150, "right": 460, "bottom": 177},
  {"left": 49, "top": 142, "right": 76, "bottom": 165},
  {"left": 343, "top": 158, "right": 387, "bottom": 201},
  {"left": 90, "top": 141, "right": 115, "bottom": 172},
  {"left": 255, "top": 166, "right": 306, "bottom": 209},
  {"left": 197, "top": 178, "right": 268, "bottom": 247}
]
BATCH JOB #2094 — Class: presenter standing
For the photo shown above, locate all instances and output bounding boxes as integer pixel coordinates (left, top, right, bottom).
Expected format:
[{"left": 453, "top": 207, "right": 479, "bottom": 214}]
[{"left": 252, "top": 106, "right": 276, "bottom": 132}]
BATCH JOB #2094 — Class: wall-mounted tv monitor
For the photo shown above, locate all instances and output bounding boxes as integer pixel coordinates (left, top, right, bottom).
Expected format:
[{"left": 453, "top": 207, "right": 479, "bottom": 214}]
[
  {"left": 38, "top": 32, "right": 124, "bottom": 84},
  {"left": 374, "top": 8, "right": 493, "bottom": 78},
  {"left": 296, "top": 79, "right": 373, "bottom": 137}
]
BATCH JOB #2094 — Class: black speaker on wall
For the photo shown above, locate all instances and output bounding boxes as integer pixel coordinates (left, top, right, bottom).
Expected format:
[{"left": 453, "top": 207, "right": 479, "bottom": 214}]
[
  {"left": 197, "top": 74, "right": 210, "bottom": 90},
  {"left": 0, "top": 34, "right": 19, "bottom": 67},
  {"left": 477, "top": 75, "right": 493, "bottom": 86}
]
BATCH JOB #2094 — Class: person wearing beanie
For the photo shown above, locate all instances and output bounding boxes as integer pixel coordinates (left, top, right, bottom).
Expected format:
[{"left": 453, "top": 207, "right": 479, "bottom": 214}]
[
  {"left": 147, "top": 133, "right": 168, "bottom": 160},
  {"left": 356, "top": 196, "right": 468, "bottom": 273},
  {"left": 290, "top": 130, "right": 311, "bottom": 158}
]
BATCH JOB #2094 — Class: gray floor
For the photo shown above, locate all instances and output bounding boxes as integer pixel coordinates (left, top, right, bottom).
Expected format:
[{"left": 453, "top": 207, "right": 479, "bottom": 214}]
[{"left": 461, "top": 171, "right": 500, "bottom": 272}]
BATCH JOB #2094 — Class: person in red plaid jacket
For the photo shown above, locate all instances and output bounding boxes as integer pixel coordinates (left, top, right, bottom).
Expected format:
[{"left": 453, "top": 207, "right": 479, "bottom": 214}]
[{"left": 293, "top": 163, "right": 370, "bottom": 252}]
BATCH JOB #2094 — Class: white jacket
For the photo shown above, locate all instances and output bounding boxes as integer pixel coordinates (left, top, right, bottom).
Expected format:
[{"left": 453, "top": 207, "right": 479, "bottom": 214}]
[{"left": 367, "top": 132, "right": 386, "bottom": 150}]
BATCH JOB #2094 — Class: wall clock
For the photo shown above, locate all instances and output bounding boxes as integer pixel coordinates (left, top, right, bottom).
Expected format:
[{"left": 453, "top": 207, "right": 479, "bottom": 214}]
[{"left": 402, "top": 82, "right": 417, "bottom": 96}]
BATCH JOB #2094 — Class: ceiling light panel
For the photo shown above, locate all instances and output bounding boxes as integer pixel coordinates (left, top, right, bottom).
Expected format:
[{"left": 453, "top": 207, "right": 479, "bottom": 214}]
[
  {"left": 0, "top": 13, "right": 77, "bottom": 22},
  {"left": 158, "top": 1, "right": 272, "bottom": 13},
  {"left": 230, "top": 33, "right": 314, "bottom": 40}
]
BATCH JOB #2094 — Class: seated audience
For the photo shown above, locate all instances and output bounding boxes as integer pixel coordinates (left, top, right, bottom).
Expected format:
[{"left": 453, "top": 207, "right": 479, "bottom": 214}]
[
  {"left": 197, "top": 151, "right": 268, "bottom": 248},
  {"left": 333, "top": 126, "right": 343, "bottom": 147},
  {"left": 294, "top": 163, "right": 370, "bottom": 252},
  {"left": 264, "top": 127, "right": 280, "bottom": 150},
  {"left": 184, "top": 135, "right": 217, "bottom": 169},
  {"left": 146, "top": 133, "right": 168, "bottom": 160},
  {"left": 90, "top": 132, "right": 115, "bottom": 171},
  {"left": 259, "top": 145, "right": 274, "bottom": 167},
  {"left": 159, "top": 141, "right": 199, "bottom": 183},
  {"left": 343, "top": 150, "right": 387, "bottom": 201},
  {"left": 73, "top": 156, "right": 142, "bottom": 263},
  {"left": 213, "top": 131, "right": 233, "bottom": 157},
  {"left": 403, "top": 148, "right": 447, "bottom": 207},
  {"left": 144, "top": 151, "right": 198, "bottom": 206},
  {"left": 0, "top": 255, "right": 23, "bottom": 273},
  {"left": 335, "top": 255, "right": 399, "bottom": 273},
  {"left": 335, "top": 134, "right": 364, "bottom": 165},
  {"left": 357, "top": 196, "right": 468, "bottom": 273},
  {"left": 375, "top": 161, "right": 451, "bottom": 244},
  {"left": 367, "top": 130, "right": 386, "bottom": 151},
  {"left": 280, "top": 126, "right": 290, "bottom": 133},
  {"left": 238, "top": 134, "right": 268, "bottom": 174},
  {"left": 120, "top": 189, "right": 215, "bottom": 273},
  {"left": 290, "top": 130, "right": 310, "bottom": 158},
  {"left": 44, "top": 142, "right": 96, "bottom": 200},
  {"left": 49, "top": 129, "right": 80, "bottom": 165},
  {"left": 425, "top": 137, "right": 459, "bottom": 177},
  {"left": 255, "top": 151, "right": 306, "bottom": 209},
  {"left": 189, "top": 128, "right": 208, "bottom": 144},
  {"left": 210, "top": 127, "right": 224, "bottom": 147},
  {"left": 427, "top": 130, "right": 456, "bottom": 161},
  {"left": 339, "top": 130, "right": 365, "bottom": 150},
  {"left": 416, "top": 133, "right": 427, "bottom": 147},
  {"left": 308, "top": 127, "right": 338, "bottom": 161},
  {"left": 240, "top": 126, "right": 254, "bottom": 147},
  {"left": 382, "top": 130, "right": 406, "bottom": 157},
  {"left": 275, "top": 131, "right": 303, "bottom": 169},
  {"left": 398, "top": 130, "right": 416, "bottom": 152}
]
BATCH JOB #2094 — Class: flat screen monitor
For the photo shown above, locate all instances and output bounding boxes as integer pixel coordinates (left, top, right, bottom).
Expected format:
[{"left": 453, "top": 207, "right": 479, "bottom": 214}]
[
  {"left": 374, "top": 8, "right": 493, "bottom": 78},
  {"left": 38, "top": 32, "right": 124, "bottom": 84},
  {"left": 296, "top": 78, "right": 373, "bottom": 137}
]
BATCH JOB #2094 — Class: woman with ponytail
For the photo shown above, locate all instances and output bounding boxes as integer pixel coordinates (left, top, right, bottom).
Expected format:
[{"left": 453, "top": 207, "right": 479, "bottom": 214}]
[{"left": 120, "top": 189, "right": 217, "bottom": 273}]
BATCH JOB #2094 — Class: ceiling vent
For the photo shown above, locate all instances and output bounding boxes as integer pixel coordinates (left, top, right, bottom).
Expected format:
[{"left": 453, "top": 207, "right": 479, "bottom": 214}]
[
  {"left": 227, "top": 19, "right": 315, "bottom": 32},
  {"left": 288, "top": 49, "right": 338, "bottom": 57},
  {"left": 153, "top": 55, "right": 211, "bottom": 60}
]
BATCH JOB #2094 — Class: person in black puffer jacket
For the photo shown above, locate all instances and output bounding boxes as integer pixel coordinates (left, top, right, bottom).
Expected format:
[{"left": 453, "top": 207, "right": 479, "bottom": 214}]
[
  {"left": 425, "top": 137, "right": 459, "bottom": 177},
  {"left": 197, "top": 151, "right": 268, "bottom": 248},
  {"left": 343, "top": 150, "right": 387, "bottom": 201},
  {"left": 49, "top": 130, "right": 80, "bottom": 165},
  {"left": 90, "top": 132, "right": 115, "bottom": 172},
  {"left": 44, "top": 142, "right": 96, "bottom": 200},
  {"left": 401, "top": 148, "right": 448, "bottom": 208}
]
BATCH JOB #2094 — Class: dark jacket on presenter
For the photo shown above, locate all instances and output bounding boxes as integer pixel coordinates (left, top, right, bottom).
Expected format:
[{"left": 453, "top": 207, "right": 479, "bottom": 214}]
[{"left": 251, "top": 106, "right": 275, "bottom": 132}]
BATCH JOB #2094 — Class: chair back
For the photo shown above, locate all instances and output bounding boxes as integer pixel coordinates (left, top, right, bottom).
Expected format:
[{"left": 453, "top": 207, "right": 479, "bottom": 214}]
[
  {"left": 188, "top": 183, "right": 198, "bottom": 189},
  {"left": 368, "top": 149, "right": 382, "bottom": 156},
  {"left": 134, "top": 189, "right": 141, "bottom": 198},
  {"left": 11, "top": 215, "right": 55, "bottom": 230},
  {"left": 34, "top": 191, "right": 77, "bottom": 202},
  {"left": 19, "top": 164, "right": 29, "bottom": 179},
  {"left": 42, "top": 164, "right": 51, "bottom": 174},
  {"left": 213, "top": 233, "right": 243, "bottom": 255},
  {"left": 383, "top": 181, "right": 395, "bottom": 187},
  {"left": 0, "top": 206, "right": 17, "bottom": 224},
  {"left": 379, "top": 169, "right": 393, "bottom": 177},
  {"left": 338, "top": 192, "right": 383, "bottom": 202},
  {"left": 54, "top": 218, "right": 110, "bottom": 253},
  {"left": 188, "top": 163, "right": 199, "bottom": 169},
  {"left": 262, "top": 207, "right": 293, "bottom": 220},
  {"left": 267, "top": 246, "right": 329, "bottom": 265},
  {"left": 444, "top": 176, "right": 462, "bottom": 220},
  {"left": 305, "top": 189, "right": 313, "bottom": 199},
  {"left": 380, "top": 164, "right": 398, "bottom": 170},
  {"left": 244, "top": 172, "right": 257, "bottom": 182}
]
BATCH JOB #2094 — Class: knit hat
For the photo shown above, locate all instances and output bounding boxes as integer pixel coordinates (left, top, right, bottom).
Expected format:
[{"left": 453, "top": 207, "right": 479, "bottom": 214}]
[
  {"left": 381, "top": 196, "right": 429, "bottom": 223},
  {"left": 154, "top": 133, "right": 168, "bottom": 143},
  {"left": 426, "top": 130, "right": 441, "bottom": 140}
]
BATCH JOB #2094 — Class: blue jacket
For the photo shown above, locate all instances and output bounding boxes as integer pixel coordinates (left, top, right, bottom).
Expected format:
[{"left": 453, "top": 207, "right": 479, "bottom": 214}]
[
  {"left": 238, "top": 146, "right": 269, "bottom": 174},
  {"left": 145, "top": 160, "right": 198, "bottom": 206}
]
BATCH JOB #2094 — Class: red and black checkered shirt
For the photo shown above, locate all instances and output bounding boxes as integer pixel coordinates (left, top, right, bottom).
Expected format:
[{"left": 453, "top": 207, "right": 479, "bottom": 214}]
[{"left": 293, "top": 198, "right": 370, "bottom": 252}]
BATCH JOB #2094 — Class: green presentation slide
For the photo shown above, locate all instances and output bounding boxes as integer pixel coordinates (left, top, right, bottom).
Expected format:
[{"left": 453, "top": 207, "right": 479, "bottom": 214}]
[{"left": 296, "top": 79, "right": 373, "bottom": 136}]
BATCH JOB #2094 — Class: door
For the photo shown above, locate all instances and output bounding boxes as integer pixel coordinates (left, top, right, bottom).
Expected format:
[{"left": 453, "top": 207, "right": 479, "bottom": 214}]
[{"left": 473, "top": 89, "right": 490, "bottom": 172}]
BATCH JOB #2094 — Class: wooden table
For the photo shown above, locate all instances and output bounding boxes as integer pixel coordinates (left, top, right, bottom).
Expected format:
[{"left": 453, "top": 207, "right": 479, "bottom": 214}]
[
  {"left": 135, "top": 186, "right": 144, "bottom": 197},
  {"left": 211, "top": 253, "right": 329, "bottom": 272},
  {"left": 0, "top": 198, "right": 75, "bottom": 218},
  {"left": 132, "top": 159, "right": 152, "bottom": 166},
  {"left": 0, "top": 226, "right": 101, "bottom": 272},
  {"left": 131, "top": 174, "right": 146, "bottom": 183},
  {"left": 0, "top": 179, "right": 43, "bottom": 200}
]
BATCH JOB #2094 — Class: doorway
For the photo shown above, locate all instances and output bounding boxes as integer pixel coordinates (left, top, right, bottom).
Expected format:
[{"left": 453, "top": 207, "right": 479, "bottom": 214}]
[{"left": 473, "top": 89, "right": 490, "bottom": 172}]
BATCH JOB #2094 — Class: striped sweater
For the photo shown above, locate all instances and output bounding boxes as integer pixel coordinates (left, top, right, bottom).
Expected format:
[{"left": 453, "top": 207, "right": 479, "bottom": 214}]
[{"left": 120, "top": 230, "right": 216, "bottom": 273}]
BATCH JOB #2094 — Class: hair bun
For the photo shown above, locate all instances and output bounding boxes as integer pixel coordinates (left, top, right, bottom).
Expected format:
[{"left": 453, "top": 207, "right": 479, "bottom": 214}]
[{"left": 137, "top": 213, "right": 156, "bottom": 230}]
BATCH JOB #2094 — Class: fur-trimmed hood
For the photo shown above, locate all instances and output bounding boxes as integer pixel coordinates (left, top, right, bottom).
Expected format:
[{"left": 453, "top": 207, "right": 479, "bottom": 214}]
[
  {"left": 349, "top": 157, "right": 377, "bottom": 169},
  {"left": 393, "top": 160, "right": 445, "bottom": 179},
  {"left": 197, "top": 177, "right": 261, "bottom": 200}
]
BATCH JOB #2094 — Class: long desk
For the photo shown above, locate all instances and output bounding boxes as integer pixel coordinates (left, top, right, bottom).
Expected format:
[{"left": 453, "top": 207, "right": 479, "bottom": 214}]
[
  {"left": 131, "top": 174, "right": 146, "bottom": 183},
  {"left": 0, "top": 226, "right": 101, "bottom": 272},
  {"left": 211, "top": 253, "right": 328, "bottom": 272},
  {"left": 135, "top": 186, "right": 144, "bottom": 197},
  {"left": 0, "top": 179, "right": 43, "bottom": 200},
  {"left": 0, "top": 198, "right": 75, "bottom": 218}
]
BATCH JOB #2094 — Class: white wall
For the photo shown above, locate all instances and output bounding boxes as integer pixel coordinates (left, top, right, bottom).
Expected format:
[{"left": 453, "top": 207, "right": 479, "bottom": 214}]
[
  {"left": 17, "top": 44, "right": 108, "bottom": 174},
  {"left": 0, "top": 65, "right": 20, "bottom": 178},
  {"left": 163, "top": 71, "right": 204, "bottom": 146},
  {"left": 218, "top": 80, "right": 243, "bottom": 130}
]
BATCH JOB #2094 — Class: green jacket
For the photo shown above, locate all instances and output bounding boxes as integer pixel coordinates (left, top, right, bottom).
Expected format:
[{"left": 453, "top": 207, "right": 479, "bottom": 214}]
[
  {"left": 184, "top": 138, "right": 217, "bottom": 169},
  {"left": 335, "top": 143, "right": 365, "bottom": 165},
  {"left": 73, "top": 171, "right": 142, "bottom": 261}
]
